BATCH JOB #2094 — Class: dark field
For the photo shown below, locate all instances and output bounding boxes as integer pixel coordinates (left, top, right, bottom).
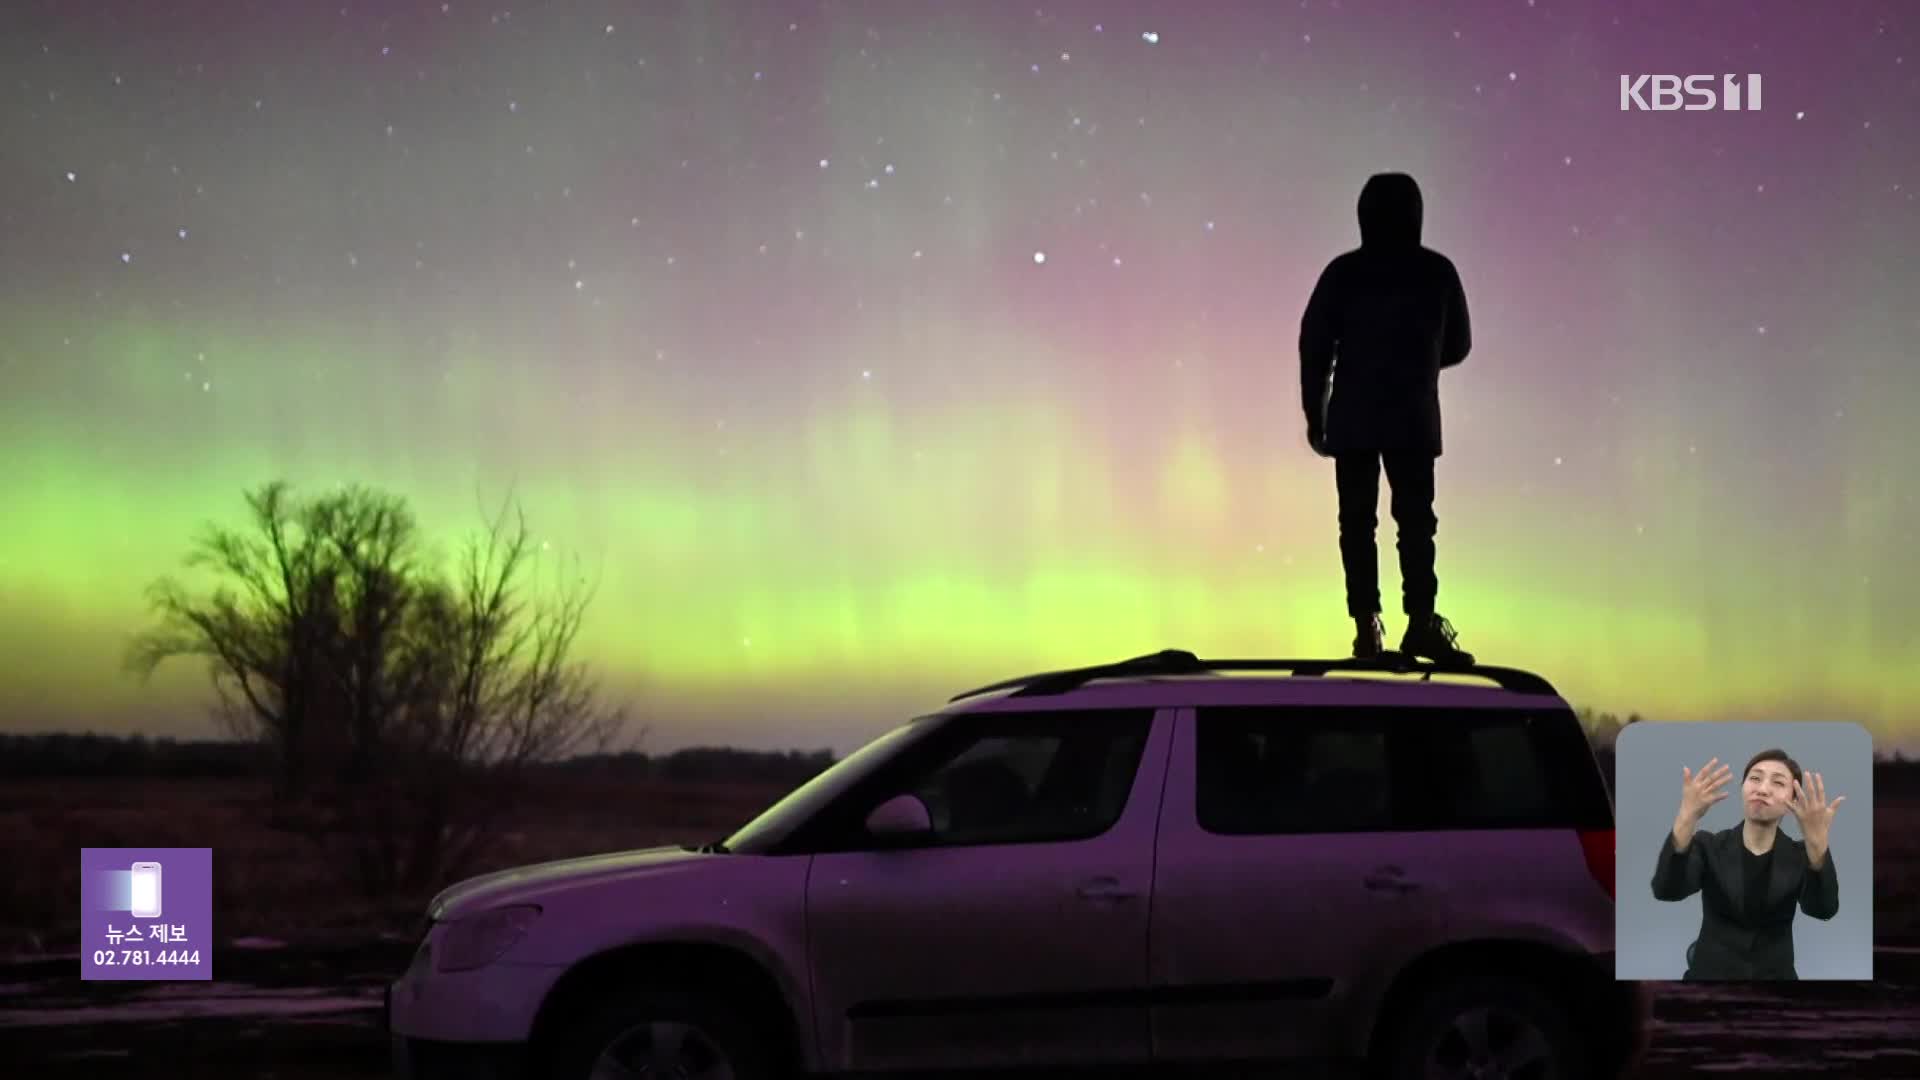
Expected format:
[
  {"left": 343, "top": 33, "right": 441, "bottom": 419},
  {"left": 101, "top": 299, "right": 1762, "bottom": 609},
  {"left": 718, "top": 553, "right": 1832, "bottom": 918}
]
[{"left": 3, "top": 777, "right": 1919, "bottom": 1077}]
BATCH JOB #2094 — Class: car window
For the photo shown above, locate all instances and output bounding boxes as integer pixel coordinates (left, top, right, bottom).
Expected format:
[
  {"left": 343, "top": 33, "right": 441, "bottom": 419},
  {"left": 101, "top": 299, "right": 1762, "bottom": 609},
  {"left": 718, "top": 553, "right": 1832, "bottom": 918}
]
[
  {"left": 1459, "top": 719, "right": 1553, "bottom": 821},
  {"left": 1196, "top": 706, "right": 1612, "bottom": 836},
  {"left": 723, "top": 720, "right": 932, "bottom": 854},
  {"left": 1196, "top": 710, "right": 1394, "bottom": 834},
  {"left": 1411, "top": 710, "right": 1612, "bottom": 829},
  {"left": 875, "top": 712, "right": 1152, "bottom": 848}
]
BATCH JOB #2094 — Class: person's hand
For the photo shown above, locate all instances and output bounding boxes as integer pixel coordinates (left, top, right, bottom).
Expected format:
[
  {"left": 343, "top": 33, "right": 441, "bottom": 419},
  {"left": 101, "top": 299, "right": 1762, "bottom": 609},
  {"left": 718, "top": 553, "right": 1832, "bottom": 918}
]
[
  {"left": 1787, "top": 771, "right": 1846, "bottom": 850},
  {"left": 1306, "top": 421, "right": 1333, "bottom": 458},
  {"left": 1677, "top": 757, "right": 1732, "bottom": 824}
]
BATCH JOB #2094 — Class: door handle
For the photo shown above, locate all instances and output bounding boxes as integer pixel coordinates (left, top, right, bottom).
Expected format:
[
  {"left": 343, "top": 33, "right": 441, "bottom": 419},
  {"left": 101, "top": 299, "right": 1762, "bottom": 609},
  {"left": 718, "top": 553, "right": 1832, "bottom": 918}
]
[{"left": 1075, "top": 876, "right": 1140, "bottom": 902}]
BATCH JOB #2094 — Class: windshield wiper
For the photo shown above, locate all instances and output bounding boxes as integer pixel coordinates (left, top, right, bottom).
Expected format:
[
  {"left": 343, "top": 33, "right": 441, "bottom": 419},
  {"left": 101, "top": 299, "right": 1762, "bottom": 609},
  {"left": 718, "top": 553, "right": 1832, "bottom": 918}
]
[{"left": 683, "top": 839, "right": 730, "bottom": 854}]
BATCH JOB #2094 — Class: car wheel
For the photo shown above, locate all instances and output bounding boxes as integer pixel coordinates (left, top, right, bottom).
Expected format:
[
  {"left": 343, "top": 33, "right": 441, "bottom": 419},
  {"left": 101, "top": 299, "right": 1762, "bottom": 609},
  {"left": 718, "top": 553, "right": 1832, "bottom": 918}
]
[
  {"left": 547, "top": 987, "right": 773, "bottom": 1080},
  {"left": 1380, "top": 973, "right": 1590, "bottom": 1080}
]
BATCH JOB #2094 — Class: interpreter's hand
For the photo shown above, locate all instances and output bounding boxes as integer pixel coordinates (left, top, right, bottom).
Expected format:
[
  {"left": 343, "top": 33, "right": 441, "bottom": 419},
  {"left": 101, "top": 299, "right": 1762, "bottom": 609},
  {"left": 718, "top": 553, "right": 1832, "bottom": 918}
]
[
  {"left": 1787, "top": 772, "right": 1846, "bottom": 849},
  {"left": 1677, "top": 757, "right": 1733, "bottom": 824}
]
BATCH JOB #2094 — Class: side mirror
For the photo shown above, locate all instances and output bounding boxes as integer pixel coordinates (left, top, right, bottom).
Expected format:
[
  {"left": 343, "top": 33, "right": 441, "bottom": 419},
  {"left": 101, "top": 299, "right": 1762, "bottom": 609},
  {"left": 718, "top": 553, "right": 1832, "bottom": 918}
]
[{"left": 864, "top": 793, "right": 933, "bottom": 838}]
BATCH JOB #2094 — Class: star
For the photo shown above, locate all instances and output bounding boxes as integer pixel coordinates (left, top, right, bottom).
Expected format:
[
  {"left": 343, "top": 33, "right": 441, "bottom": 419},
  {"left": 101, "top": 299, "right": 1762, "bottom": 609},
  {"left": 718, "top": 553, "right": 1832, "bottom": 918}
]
[{"left": 1033, "top": 251, "right": 1046, "bottom": 264}]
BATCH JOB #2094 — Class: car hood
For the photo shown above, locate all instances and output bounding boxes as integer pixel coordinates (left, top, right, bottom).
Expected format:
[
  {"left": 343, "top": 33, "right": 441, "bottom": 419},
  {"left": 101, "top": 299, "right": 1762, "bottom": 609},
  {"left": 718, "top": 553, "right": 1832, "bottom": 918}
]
[{"left": 427, "top": 845, "right": 708, "bottom": 921}]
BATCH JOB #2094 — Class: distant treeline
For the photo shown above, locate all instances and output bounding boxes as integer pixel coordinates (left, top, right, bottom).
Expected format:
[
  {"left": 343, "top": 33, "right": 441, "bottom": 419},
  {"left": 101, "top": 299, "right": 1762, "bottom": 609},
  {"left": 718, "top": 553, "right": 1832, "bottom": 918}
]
[
  {"left": 0, "top": 732, "right": 839, "bottom": 786},
  {"left": 548, "top": 746, "right": 839, "bottom": 786}
]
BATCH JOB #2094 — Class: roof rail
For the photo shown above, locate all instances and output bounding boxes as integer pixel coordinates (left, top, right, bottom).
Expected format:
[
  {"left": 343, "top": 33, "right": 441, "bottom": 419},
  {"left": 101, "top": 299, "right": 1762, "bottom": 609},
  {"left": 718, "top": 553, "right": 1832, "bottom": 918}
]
[{"left": 947, "top": 648, "right": 1558, "bottom": 701}]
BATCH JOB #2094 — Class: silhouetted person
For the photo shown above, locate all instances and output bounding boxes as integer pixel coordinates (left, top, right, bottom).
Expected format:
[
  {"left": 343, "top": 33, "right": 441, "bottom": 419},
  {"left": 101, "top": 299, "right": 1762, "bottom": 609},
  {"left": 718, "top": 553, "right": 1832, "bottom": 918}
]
[{"left": 1299, "top": 172, "right": 1473, "bottom": 663}]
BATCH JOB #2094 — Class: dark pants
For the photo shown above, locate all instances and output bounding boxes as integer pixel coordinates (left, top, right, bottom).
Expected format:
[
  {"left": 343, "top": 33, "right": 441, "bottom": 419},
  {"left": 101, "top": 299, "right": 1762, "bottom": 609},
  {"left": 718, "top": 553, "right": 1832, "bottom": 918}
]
[{"left": 1335, "top": 450, "right": 1438, "bottom": 619}]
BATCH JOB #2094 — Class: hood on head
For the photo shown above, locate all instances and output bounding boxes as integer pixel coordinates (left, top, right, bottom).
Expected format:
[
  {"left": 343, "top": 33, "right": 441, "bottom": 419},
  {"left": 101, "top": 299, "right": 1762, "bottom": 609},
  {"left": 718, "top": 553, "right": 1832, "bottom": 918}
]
[{"left": 1358, "top": 172, "right": 1423, "bottom": 248}]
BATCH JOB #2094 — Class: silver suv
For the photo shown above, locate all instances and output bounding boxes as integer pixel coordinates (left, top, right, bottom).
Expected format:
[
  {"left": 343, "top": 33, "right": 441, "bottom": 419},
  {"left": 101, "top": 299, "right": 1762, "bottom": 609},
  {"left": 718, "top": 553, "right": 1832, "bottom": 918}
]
[{"left": 387, "top": 649, "right": 1653, "bottom": 1080}]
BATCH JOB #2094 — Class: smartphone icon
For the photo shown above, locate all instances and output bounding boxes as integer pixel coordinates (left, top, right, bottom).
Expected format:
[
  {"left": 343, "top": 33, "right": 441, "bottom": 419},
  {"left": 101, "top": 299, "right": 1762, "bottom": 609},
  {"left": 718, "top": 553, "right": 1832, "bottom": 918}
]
[{"left": 130, "top": 862, "right": 162, "bottom": 919}]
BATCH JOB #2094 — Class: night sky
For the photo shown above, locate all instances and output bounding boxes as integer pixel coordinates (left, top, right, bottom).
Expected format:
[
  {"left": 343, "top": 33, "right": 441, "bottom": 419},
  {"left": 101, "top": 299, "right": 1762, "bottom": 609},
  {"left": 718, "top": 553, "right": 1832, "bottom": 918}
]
[{"left": 3, "top": 1, "right": 1916, "bottom": 754}]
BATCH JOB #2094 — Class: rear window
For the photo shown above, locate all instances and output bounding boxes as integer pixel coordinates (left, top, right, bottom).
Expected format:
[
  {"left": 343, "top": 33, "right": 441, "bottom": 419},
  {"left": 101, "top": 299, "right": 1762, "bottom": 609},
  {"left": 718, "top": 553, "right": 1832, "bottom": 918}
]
[
  {"left": 1417, "top": 710, "right": 1612, "bottom": 829},
  {"left": 1195, "top": 706, "right": 1611, "bottom": 835}
]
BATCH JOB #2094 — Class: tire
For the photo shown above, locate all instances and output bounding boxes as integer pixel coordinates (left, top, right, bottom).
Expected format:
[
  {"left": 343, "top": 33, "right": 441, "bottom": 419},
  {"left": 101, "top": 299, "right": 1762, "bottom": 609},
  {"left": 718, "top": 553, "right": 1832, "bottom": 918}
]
[
  {"left": 1377, "top": 973, "right": 1591, "bottom": 1080},
  {"left": 545, "top": 986, "right": 775, "bottom": 1080}
]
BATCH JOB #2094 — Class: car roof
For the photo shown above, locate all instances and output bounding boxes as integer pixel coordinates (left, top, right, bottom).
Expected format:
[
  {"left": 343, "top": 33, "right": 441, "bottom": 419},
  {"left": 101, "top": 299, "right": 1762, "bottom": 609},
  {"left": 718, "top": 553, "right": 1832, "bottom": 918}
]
[
  {"left": 931, "top": 650, "right": 1569, "bottom": 717},
  {"left": 936, "top": 675, "right": 1562, "bottom": 715}
]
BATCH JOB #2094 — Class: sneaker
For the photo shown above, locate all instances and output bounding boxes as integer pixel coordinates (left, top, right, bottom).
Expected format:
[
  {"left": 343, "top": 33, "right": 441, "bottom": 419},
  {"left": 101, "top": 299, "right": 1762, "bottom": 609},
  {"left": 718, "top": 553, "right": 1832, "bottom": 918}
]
[
  {"left": 1400, "top": 612, "right": 1475, "bottom": 666},
  {"left": 1352, "top": 613, "right": 1386, "bottom": 658}
]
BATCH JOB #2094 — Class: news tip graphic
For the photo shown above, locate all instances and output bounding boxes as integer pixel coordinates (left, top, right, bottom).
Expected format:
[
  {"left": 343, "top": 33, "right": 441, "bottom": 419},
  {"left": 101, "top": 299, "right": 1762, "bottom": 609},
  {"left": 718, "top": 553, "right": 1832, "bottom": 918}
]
[
  {"left": 1612, "top": 721, "right": 1873, "bottom": 982},
  {"left": 81, "top": 847, "right": 213, "bottom": 981}
]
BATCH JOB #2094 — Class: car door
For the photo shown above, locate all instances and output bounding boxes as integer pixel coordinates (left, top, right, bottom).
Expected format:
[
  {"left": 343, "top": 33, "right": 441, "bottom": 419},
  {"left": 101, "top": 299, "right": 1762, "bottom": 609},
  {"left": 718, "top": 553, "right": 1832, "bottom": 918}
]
[
  {"left": 1148, "top": 704, "right": 1450, "bottom": 1062},
  {"left": 805, "top": 706, "right": 1170, "bottom": 1071}
]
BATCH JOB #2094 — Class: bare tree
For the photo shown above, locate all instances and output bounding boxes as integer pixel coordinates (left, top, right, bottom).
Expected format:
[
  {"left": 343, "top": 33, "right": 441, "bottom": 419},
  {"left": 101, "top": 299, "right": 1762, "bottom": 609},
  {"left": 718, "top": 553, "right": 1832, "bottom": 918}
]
[
  {"left": 126, "top": 481, "right": 384, "bottom": 802},
  {"left": 128, "top": 481, "right": 628, "bottom": 899},
  {"left": 360, "top": 494, "right": 627, "bottom": 892}
]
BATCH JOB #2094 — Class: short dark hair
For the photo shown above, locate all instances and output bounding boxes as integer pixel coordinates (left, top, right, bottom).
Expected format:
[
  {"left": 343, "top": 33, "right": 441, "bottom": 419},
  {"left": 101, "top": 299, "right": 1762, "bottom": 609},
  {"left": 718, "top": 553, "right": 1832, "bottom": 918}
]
[{"left": 1743, "top": 748, "right": 1802, "bottom": 787}]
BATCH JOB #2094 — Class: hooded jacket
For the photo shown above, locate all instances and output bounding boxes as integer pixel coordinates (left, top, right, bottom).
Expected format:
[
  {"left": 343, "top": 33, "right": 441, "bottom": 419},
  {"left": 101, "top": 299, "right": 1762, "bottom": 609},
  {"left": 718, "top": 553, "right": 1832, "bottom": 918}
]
[{"left": 1299, "top": 173, "right": 1471, "bottom": 456}]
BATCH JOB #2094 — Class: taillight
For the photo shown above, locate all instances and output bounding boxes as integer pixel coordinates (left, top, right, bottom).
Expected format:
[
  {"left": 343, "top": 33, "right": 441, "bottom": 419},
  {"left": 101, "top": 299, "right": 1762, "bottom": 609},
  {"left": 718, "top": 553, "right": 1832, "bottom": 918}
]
[{"left": 1578, "top": 829, "right": 1615, "bottom": 899}]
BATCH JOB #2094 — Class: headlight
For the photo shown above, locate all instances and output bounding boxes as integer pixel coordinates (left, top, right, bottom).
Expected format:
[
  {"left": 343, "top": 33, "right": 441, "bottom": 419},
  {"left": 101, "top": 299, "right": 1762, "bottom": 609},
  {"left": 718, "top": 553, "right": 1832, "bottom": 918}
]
[{"left": 436, "top": 905, "right": 541, "bottom": 973}]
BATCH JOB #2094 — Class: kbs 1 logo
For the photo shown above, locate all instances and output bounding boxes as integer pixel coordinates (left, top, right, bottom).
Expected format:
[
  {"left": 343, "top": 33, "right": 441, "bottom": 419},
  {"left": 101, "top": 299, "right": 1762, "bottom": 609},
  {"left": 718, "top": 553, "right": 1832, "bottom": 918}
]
[{"left": 1620, "top": 74, "right": 1763, "bottom": 111}]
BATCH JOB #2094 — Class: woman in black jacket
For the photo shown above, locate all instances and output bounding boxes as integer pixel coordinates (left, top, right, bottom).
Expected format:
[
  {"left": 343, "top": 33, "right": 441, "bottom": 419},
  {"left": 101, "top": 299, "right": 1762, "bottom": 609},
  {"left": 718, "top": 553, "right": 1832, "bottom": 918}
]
[{"left": 1651, "top": 748, "right": 1845, "bottom": 980}]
